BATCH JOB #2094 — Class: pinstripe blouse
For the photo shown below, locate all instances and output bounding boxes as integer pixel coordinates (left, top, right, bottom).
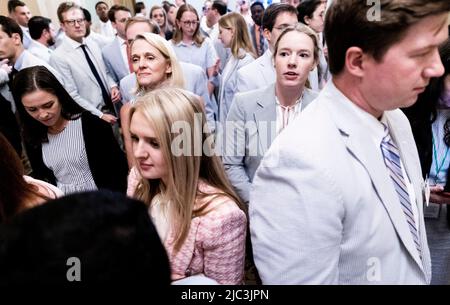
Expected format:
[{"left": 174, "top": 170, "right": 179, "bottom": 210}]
[{"left": 42, "top": 118, "right": 97, "bottom": 195}]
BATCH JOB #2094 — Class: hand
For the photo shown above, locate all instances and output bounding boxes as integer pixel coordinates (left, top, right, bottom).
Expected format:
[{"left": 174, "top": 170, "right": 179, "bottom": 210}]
[
  {"left": 111, "top": 87, "right": 121, "bottom": 104},
  {"left": 0, "top": 59, "right": 12, "bottom": 74},
  {"left": 429, "top": 185, "right": 450, "bottom": 205},
  {"left": 213, "top": 58, "right": 220, "bottom": 76},
  {"left": 101, "top": 113, "right": 118, "bottom": 124}
]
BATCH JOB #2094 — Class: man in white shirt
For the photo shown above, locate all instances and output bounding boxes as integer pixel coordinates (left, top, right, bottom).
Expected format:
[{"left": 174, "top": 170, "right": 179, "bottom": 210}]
[
  {"left": 50, "top": 2, "right": 120, "bottom": 124},
  {"left": 92, "top": 1, "right": 116, "bottom": 38},
  {"left": 27, "top": 16, "right": 56, "bottom": 64},
  {"left": 102, "top": 5, "right": 132, "bottom": 84},
  {"left": 8, "top": 0, "right": 32, "bottom": 49}
]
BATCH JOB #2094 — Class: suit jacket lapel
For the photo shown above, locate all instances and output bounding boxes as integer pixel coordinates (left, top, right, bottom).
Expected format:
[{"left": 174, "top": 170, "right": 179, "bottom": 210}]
[
  {"left": 253, "top": 84, "right": 277, "bottom": 156},
  {"left": 113, "top": 37, "right": 127, "bottom": 75},
  {"left": 260, "top": 51, "right": 273, "bottom": 84},
  {"left": 323, "top": 83, "right": 424, "bottom": 271}
]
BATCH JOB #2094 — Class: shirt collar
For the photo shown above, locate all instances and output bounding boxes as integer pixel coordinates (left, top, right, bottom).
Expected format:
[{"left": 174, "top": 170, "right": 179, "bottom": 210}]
[
  {"left": 14, "top": 50, "right": 27, "bottom": 70},
  {"left": 329, "top": 81, "right": 387, "bottom": 146},
  {"left": 65, "top": 35, "right": 86, "bottom": 49},
  {"left": 175, "top": 40, "right": 196, "bottom": 47}
]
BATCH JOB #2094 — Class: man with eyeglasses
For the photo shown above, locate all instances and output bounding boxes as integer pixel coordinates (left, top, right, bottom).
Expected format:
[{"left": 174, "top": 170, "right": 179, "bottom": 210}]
[
  {"left": 50, "top": 2, "right": 120, "bottom": 124},
  {"left": 236, "top": 3, "right": 298, "bottom": 93},
  {"left": 102, "top": 5, "right": 132, "bottom": 84}
]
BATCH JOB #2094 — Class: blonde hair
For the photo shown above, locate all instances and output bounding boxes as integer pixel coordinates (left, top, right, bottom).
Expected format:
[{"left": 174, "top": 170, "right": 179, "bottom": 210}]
[
  {"left": 218, "top": 12, "right": 256, "bottom": 59},
  {"left": 130, "top": 88, "right": 245, "bottom": 252},
  {"left": 130, "top": 32, "right": 185, "bottom": 93},
  {"left": 171, "top": 4, "right": 205, "bottom": 47}
]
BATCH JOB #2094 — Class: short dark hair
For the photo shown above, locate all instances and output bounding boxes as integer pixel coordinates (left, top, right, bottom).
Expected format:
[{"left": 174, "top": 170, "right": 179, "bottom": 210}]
[
  {"left": 325, "top": 0, "right": 450, "bottom": 76},
  {"left": 12, "top": 66, "right": 85, "bottom": 146},
  {"left": 82, "top": 7, "right": 92, "bottom": 23},
  {"left": 212, "top": 1, "right": 228, "bottom": 16},
  {"left": 7, "top": 0, "right": 26, "bottom": 14},
  {"left": 250, "top": 1, "right": 264, "bottom": 10},
  {"left": 0, "top": 191, "right": 172, "bottom": 284},
  {"left": 297, "top": 0, "right": 322, "bottom": 24},
  {"left": 28, "top": 16, "right": 52, "bottom": 40},
  {"left": 262, "top": 3, "right": 297, "bottom": 32},
  {"left": 0, "top": 15, "right": 23, "bottom": 43},
  {"left": 57, "top": 2, "right": 81, "bottom": 23},
  {"left": 108, "top": 5, "right": 131, "bottom": 23},
  {"left": 134, "top": 2, "right": 146, "bottom": 14},
  {"left": 95, "top": 1, "right": 108, "bottom": 10}
]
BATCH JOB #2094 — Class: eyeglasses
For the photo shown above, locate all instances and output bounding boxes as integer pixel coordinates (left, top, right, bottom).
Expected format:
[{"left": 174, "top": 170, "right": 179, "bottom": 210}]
[
  {"left": 64, "top": 18, "right": 85, "bottom": 26},
  {"left": 181, "top": 20, "right": 199, "bottom": 27},
  {"left": 202, "top": 6, "right": 211, "bottom": 12}
]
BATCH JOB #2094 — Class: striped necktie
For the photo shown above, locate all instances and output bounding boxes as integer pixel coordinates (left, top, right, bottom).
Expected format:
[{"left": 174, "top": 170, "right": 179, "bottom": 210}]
[{"left": 380, "top": 124, "right": 422, "bottom": 258}]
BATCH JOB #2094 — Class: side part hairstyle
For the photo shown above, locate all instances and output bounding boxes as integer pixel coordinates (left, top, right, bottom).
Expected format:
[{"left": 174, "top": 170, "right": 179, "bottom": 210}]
[
  {"left": 130, "top": 32, "right": 185, "bottom": 92},
  {"left": 324, "top": 0, "right": 450, "bottom": 75},
  {"left": 130, "top": 88, "right": 245, "bottom": 251}
]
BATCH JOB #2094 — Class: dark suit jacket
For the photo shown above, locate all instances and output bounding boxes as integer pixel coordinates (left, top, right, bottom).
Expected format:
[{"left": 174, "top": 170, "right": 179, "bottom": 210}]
[
  {"left": 26, "top": 112, "right": 128, "bottom": 193},
  {"left": 0, "top": 93, "right": 22, "bottom": 155}
]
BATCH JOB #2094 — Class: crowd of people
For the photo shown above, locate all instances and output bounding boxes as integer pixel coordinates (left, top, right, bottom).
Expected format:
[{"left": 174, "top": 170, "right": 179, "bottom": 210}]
[{"left": 1, "top": 0, "right": 450, "bottom": 285}]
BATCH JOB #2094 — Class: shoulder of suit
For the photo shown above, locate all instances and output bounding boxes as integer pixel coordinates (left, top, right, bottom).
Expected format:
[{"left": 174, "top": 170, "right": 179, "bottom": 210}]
[{"left": 234, "top": 84, "right": 270, "bottom": 104}]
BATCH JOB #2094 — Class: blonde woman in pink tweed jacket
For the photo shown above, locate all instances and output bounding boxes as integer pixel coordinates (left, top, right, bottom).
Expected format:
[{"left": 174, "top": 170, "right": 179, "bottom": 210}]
[{"left": 127, "top": 87, "right": 247, "bottom": 284}]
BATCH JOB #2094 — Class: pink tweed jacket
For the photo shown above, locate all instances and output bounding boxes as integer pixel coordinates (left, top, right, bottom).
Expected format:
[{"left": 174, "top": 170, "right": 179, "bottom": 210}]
[{"left": 127, "top": 168, "right": 247, "bottom": 285}]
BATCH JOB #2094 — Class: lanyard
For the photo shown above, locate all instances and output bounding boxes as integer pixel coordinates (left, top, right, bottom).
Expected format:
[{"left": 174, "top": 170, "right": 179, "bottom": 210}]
[{"left": 432, "top": 136, "right": 450, "bottom": 175}]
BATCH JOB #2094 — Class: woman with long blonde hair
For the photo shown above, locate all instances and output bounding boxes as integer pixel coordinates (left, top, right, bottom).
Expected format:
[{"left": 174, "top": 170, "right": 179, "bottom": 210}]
[
  {"left": 127, "top": 87, "right": 247, "bottom": 284},
  {"left": 217, "top": 12, "right": 256, "bottom": 123}
]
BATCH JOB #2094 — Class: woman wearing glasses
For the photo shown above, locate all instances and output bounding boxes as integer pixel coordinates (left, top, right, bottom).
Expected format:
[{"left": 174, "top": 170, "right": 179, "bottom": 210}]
[
  {"left": 217, "top": 12, "right": 256, "bottom": 124},
  {"left": 171, "top": 4, "right": 219, "bottom": 95}
]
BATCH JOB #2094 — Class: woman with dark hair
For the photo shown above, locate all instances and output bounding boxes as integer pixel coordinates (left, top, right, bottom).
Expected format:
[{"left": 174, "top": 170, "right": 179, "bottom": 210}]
[
  {"left": 12, "top": 66, "right": 128, "bottom": 195},
  {"left": 0, "top": 132, "right": 62, "bottom": 223},
  {"left": 402, "top": 39, "right": 450, "bottom": 284},
  {"left": 297, "top": 0, "right": 329, "bottom": 91}
]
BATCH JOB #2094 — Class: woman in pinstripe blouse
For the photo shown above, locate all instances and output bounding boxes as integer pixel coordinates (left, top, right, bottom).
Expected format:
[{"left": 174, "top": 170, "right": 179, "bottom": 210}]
[{"left": 12, "top": 66, "right": 128, "bottom": 195}]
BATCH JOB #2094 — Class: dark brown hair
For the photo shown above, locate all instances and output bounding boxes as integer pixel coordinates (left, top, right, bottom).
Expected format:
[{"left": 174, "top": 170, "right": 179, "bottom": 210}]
[
  {"left": 325, "top": 0, "right": 450, "bottom": 75},
  {"left": 0, "top": 133, "right": 48, "bottom": 223}
]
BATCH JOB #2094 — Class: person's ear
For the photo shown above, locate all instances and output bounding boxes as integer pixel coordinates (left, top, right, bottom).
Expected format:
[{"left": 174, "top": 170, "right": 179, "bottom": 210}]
[
  {"left": 263, "top": 28, "right": 270, "bottom": 42},
  {"left": 165, "top": 62, "right": 172, "bottom": 74},
  {"left": 345, "top": 46, "right": 366, "bottom": 77},
  {"left": 304, "top": 16, "right": 311, "bottom": 26}
]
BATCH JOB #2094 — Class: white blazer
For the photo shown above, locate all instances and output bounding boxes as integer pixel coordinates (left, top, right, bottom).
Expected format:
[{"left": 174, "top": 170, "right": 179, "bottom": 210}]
[
  {"left": 50, "top": 36, "right": 117, "bottom": 117},
  {"left": 250, "top": 81, "right": 431, "bottom": 284}
]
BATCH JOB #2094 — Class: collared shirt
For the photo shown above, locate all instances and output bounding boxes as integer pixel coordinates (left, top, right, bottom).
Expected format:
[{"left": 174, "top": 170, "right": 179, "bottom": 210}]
[
  {"left": 331, "top": 82, "right": 420, "bottom": 233},
  {"left": 171, "top": 38, "right": 218, "bottom": 72},
  {"left": 28, "top": 40, "right": 53, "bottom": 64},
  {"left": 19, "top": 25, "right": 32, "bottom": 49},
  {"left": 93, "top": 20, "right": 116, "bottom": 38},
  {"left": 275, "top": 95, "right": 303, "bottom": 135},
  {"left": 118, "top": 36, "right": 129, "bottom": 71}
]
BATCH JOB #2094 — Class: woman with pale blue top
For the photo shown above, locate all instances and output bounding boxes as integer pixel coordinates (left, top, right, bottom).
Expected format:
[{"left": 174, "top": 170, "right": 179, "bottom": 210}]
[
  {"left": 217, "top": 12, "right": 256, "bottom": 124},
  {"left": 171, "top": 4, "right": 219, "bottom": 95}
]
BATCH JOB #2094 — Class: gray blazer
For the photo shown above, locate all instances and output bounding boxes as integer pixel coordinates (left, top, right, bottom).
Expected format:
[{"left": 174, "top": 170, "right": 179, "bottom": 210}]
[
  {"left": 50, "top": 37, "right": 117, "bottom": 118},
  {"left": 236, "top": 49, "right": 275, "bottom": 94},
  {"left": 102, "top": 37, "right": 130, "bottom": 84},
  {"left": 250, "top": 81, "right": 431, "bottom": 284},
  {"left": 218, "top": 52, "right": 255, "bottom": 123},
  {"left": 223, "top": 84, "right": 317, "bottom": 203}
]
